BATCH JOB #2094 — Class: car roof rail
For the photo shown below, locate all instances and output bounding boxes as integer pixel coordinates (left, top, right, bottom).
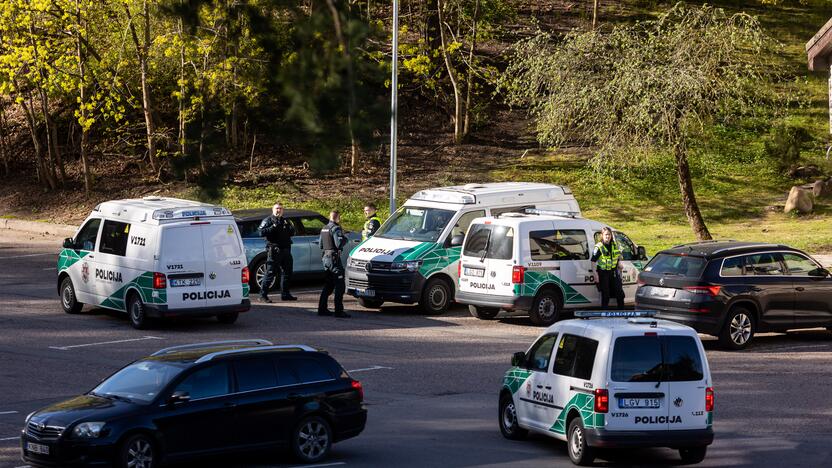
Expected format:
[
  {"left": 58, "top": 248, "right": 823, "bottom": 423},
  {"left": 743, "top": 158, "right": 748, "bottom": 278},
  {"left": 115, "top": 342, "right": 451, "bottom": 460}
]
[
  {"left": 670, "top": 239, "right": 737, "bottom": 249},
  {"left": 150, "top": 339, "right": 274, "bottom": 357},
  {"left": 195, "top": 344, "right": 318, "bottom": 363}
]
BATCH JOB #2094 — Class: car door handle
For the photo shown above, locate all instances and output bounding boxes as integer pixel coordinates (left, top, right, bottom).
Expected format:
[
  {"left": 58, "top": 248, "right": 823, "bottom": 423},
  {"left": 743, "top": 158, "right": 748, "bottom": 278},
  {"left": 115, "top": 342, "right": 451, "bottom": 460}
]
[
  {"left": 87, "top": 255, "right": 95, "bottom": 259},
  {"left": 795, "top": 287, "right": 805, "bottom": 291}
]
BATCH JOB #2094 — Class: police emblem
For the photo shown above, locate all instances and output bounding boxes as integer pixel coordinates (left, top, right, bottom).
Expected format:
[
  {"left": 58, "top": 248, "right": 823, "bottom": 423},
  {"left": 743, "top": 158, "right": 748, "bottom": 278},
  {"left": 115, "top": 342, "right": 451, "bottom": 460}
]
[
  {"left": 209, "top": 272, "right": 217, "bottom": 280},
  {"left": 674, "top": 397, "right": 683, "bottom": 407},
  {"left": 81, "top": 262, "right": 89, "bottom": 283}
]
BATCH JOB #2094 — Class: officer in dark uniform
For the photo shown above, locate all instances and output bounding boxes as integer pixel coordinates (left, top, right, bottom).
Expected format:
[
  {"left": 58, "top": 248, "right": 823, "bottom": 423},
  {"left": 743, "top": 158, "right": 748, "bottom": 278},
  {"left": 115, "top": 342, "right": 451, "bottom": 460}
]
[
  {"left": 591, "top": 226, "right": 625, "bottom": 309},
  {"left": 258, "top": 202, "right": 297, "bottom": 303},
  {"left": 362, "top": 203, "right": 382, "bottom": 241},
  {"left": 318, "top": 210, "right": 350, "bottom": 318}
]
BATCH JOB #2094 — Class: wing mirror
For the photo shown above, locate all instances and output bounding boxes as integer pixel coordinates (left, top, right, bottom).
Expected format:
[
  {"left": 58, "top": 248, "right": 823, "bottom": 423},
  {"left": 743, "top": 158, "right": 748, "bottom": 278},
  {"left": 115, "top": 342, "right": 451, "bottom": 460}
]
[
  {"left": 449, "top": 234, "right": 465, "bottom": 247},
  {"left": 168, "top": 391, "right": 190, "bottom": 405},
  {"left": 63, "top": 238, "right": 76, "bottom": 249},
  {"left": 511, "top": 352, "right": 527, "bottom": 368},
  {"left": 636, "top": 246, "right": 648, "bottom": 261},
  {"left": 809, "top": 267, "right": 830, "bottom": 278}
]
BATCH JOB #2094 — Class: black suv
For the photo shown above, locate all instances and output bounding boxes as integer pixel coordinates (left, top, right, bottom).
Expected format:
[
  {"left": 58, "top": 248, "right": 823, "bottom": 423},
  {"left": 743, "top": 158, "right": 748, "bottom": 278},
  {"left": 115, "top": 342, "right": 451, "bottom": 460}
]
[
  {"left": 635, "top": 241, "right": 832, "bottom": 349},
  {"left": 20, "top": 340, "right": 367, "bottom": 467}
]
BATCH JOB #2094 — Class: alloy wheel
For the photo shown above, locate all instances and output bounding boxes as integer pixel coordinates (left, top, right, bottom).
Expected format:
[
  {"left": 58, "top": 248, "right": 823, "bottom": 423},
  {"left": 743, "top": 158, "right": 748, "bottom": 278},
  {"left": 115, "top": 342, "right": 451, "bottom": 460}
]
[
  {"left": 730, "top": 313, "right": 752, "bottom": 345},
  {"left": 126, "top": 438, "right": 153, "bottom": 468},
  {"left": 297, "top": 420, "right": 329, "bottom": 460},
  {"left": 256, "top": 263, "right": 276, "bottom": 290}
]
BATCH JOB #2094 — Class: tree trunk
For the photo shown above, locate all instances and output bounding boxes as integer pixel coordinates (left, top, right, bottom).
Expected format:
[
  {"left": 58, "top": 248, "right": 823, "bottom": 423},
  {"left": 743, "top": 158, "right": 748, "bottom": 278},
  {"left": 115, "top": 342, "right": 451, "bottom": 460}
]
[
  {"left": 19, "top": 94, "right": 56, "bottom": 190},
  {"left": 673, "top": 139, "right": 711, "bottom": 241},
  {"left": 592, "top": 0, "right": 598, "bottom": 29},
  {"left": 0, "top": 102, "right": 9, "bottom": 176},
  {"left": 28, "top": 23, "right": 64, "bottom": 186},
  {"left": 178, "top": 18, "right": 187, "bottom": 163},
  {"left": 77, "top": 0, "right": 92, "bottom": 193},
  {"left": 325, "top": 0, "right": 360, "bottom": 175},
  {"left": 463, "top": 0, "right": 479, "bottom": 138},
  {"left": 125, "top": 0, "right": 158, "bottom": 174},
  {"left": 437, "top": 0, "right": 462, "bottom": 144}
]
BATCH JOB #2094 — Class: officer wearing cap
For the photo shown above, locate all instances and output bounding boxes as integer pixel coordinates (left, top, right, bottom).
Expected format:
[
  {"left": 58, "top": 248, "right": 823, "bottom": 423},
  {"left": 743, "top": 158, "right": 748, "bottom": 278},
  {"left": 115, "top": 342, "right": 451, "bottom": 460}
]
[
  {"left": 258, "top": 201, "right": 297, "bottom": 303},
  {"left": 318, "top": 210, "right": 350, "bottom": 318},
  {"left": 362, "top": 204, "right": 382, "bottom": 241}
]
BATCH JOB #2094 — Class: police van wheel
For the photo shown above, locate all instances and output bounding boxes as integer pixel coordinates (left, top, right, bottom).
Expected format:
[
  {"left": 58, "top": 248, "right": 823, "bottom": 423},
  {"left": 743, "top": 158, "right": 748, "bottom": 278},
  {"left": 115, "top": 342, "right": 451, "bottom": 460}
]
[
  {"left": 60, "top": 277, "right": 83, "bottom": 314},
  {"left": 679, "top": 446, "right": 707, "bottom": 464},
  {"left": 529, "top": 290, "right": 561, "bottom": 326},
  {"left": 718, "top": 307, "right": 755, "bottom": 350},
  {"left": 217, "top": 312, "right": 239, "bottom": 324},
  {"left": 567, "top": 417, "right": 595, "bottom": 466},
  {"left": 358, "top": 298, "right": 384, "bottom": 308},
  {"left": 470, "top": 305, "right": 499, "bottom": 320},
  {"left": 498, "top": 394, "right": 527, "bottom": 440},
  {"left": 420, "top": 278, "right": 451, "bottom": 315},
  {"left": 128, "top": 294, "right": 151, "bottom": 330}
]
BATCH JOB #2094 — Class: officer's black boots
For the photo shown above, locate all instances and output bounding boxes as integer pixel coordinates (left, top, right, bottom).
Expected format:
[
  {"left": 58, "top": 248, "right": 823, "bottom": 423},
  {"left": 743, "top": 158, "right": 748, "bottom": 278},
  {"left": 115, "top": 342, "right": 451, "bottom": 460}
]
[
  {"left": 334, "top": 311, "right": 351, "bottom": 318},
  {"left": 281, "top": 294, "right": 297, "bottom": 301},
  {"left": 258, "top": 295, "right": 272, "bottom": 304},
  {"left": 318, "top": 309, "right": 333, "bottom": 316}
]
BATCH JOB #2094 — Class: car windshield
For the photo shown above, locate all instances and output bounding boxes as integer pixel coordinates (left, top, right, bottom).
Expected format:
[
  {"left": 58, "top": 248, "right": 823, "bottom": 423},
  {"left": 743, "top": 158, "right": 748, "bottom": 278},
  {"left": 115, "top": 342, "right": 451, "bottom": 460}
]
[
  {"left": 375, "top": 206, "right": 455, "bottom": 242},
  {"left": 91, "top": 361, "right": 184, "bottom": 404},
  {"left": 644, "top": 253, "right": 706, "bottom": 278}
]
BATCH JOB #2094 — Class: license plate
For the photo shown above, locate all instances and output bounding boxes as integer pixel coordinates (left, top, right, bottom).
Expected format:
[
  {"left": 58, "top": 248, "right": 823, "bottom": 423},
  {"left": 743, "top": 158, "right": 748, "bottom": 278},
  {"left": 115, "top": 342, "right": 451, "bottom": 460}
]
[
  {"left": 26, "top": 442, "right": 49, "bottom": 455},
  {"left": 355, "top": 288, "right": 375, "bottom": 298},
  {"left": 171, "top": 277, "right": 202, "bottom": 287},
  {"left": 619, "top": 398, "right": 661, "bottom": 409},
  {"left": 649, "top": 287, "right": 675, "bottom": 298},
  {"left": 463, "top": 267, "right": 485, "bottom": 277}
]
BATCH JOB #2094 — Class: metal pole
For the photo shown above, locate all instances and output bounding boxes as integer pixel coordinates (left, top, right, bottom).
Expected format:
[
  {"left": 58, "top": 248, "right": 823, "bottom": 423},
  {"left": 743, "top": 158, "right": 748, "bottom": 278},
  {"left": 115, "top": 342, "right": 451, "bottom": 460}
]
[{"left": 389, "top": 0, "right": 399, "bottom": 214}]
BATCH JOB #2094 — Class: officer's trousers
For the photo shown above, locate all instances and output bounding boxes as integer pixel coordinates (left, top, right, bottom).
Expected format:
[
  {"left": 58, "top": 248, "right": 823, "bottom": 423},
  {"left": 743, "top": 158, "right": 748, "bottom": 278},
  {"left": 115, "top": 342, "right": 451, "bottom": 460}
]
[
  {"left": 262, "top": 246, "right": 293, "bottom": 297},
  {"left": 597, "top": 269, "right": 625, "bottom": 309},
  {"left": 318, "top": 267, "right": 345, "bottom": 313}
]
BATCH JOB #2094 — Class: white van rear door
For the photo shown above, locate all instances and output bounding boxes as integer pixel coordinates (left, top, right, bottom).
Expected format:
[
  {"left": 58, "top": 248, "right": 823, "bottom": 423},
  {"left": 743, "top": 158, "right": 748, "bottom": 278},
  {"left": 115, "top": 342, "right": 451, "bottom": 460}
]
[
  {"left": 665, "top": 335, "right": 710, "bottom": 430},
  {"left": 607, "top": 335, "right": 670, "bottom": 432},
  {"left": 201, "top": 222, "right": 244, "bottom": 307},
  {"left": 162, "top": 226, "right": 207, "bottom": 309}
]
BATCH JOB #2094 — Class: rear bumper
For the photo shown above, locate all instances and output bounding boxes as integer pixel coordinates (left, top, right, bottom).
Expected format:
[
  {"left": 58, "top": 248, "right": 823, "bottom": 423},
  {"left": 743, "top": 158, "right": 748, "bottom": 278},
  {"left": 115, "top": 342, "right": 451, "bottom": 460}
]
[
  {"left": 454, "top": 290, "right": 533, "bottom": 311},
  {"left": 144, "top": 300, "right": 251, "bottom": 318},
  {"left": 585, "top": 427, "right": 714, "bottom": 449},
  {"left": 635, "top": 294, "right": 724, "bottom": 335},
  {"left": 333, "top": 407, "right": 368, "bottom": 443}
]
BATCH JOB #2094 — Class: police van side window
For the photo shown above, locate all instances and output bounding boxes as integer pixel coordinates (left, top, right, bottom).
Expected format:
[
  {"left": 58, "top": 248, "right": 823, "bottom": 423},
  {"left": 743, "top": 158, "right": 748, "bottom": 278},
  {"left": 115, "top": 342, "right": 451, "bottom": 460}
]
[
  {"left": 99, "top": 220, "right": 130, "bottom": 256},
  {"left": 75, "top": 218, "right": 101, "bottom": 251},
  {"left": 553, "top": 334, "right": 599, "bottom": 380},
  {"left": 529, "top": 230, "right": 588, "bottom": 261},
  {"left": 527, "top": 335, "right": 558, "bottom": 372}
]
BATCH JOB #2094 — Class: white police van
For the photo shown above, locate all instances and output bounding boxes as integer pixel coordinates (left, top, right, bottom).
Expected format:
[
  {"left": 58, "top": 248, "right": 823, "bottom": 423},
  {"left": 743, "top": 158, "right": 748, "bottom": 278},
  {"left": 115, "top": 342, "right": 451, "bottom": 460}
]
[
  {"left": 346, "top": 183, "right": 581, "bottom": 314},
  {"left": 499, "top": 311, "right": 714, "bottom": 465},
  {"left": 58, "top": 197, "right": 250, "bottom": 329},
  {"left": 457, "top": 211, "right": 649, "bottom": 325}
]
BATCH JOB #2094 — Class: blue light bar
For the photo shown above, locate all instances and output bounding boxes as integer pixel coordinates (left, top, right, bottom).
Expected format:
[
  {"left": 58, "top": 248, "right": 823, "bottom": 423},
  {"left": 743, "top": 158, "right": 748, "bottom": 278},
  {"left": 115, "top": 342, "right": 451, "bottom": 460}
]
[{"left": 574, "top": 310, "right": 658, "bottom": 319}]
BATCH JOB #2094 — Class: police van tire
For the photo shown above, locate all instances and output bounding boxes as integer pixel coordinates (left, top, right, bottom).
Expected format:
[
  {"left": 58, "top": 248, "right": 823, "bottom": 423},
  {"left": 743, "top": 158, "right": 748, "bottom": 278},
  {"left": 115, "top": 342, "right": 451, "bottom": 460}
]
[
  {"left": 217, "top": 312, "right": 239, "bottom": 324},
  {"left": 567, "top": 417, "right": 595, "bottom": 466},
  {"left": 127, "top": 294, "right": 151, "bottom": 330},
  {"left": 291, "top": 415, "right": 332, "bottom": 464},
  {"left": 470, "top": 305, "right": 499, "bottom": 320},
  {"left": 718, "top": 307, "right": 755, "bottom": 350},
  {"left": 420, "top": 278, "right": 451, "bottom": 315},
  {"left": 358, "top": 297, "right": 384, "bottom": 308},
  {"left": 498, "top": 394, "right": 527, "bottom": 440},
  {"left": 60, "top": 277, "right": 83, "bottom": 314},
  {"left": 529, "top": 289, "right": 562, "bottom": 327},
  {"left": 679, "top": 446, "right": 707, "bottom": 464}
]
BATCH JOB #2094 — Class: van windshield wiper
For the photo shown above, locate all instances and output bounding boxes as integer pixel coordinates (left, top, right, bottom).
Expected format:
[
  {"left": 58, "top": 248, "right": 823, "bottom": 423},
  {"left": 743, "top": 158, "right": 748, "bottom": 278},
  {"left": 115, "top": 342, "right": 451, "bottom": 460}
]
[{"left": 479, "top": 230, "right": 493, "bottom": 263}]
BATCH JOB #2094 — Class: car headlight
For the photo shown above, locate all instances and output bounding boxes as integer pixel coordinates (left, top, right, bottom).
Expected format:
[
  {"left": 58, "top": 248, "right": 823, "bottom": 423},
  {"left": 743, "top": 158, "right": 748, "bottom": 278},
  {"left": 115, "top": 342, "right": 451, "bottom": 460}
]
[
  {"left": 391, "top": 260, "right": 422, "bottom": 272},
  {"left": 73, "top": 422, "right": 106, "bottom": 438}
]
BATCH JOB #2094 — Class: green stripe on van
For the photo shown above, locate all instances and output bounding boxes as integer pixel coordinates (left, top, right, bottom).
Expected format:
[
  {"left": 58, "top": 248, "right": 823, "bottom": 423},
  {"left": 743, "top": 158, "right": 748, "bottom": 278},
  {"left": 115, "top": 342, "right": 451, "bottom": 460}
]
[
  {"left": 100, "top": 272, "right": 167, "bottom": 310},
  {"left": 58, "top": 249, "right": 90, "bottom": 271},
  {"left": 521, "top": 270, "right": 590, "bottom": 304},
  {"left": 550, "top": 393, "right": 604, "bottom": 434}
]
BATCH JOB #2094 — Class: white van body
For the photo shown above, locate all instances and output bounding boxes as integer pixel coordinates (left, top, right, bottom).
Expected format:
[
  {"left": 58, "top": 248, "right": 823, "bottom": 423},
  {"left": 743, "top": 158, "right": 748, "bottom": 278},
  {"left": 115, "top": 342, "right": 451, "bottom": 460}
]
[
  {"left": 499, "top": 312, "right": 714, "bottom": 465},
  {"left": 346, "top": 183, "right": 581, "bottom": 314},
  {"left": 457, "top": 213, "right": 648, "bottom": 325},
  {"left": 57, "top": 197, "right": 250, "bottom": 327}
]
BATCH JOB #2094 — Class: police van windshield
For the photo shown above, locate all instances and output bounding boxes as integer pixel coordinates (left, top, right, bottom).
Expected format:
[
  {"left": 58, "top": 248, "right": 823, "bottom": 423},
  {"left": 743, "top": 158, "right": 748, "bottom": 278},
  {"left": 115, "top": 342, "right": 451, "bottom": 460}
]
[
  {"left": 611, "top": 336, "right": 704, "bottom": 382},
  {"left": 463, "top": 224, "right": 514, "bottom": 260},
  {"left": 375, "top": 206, "right": 455, "bottom": 242}
]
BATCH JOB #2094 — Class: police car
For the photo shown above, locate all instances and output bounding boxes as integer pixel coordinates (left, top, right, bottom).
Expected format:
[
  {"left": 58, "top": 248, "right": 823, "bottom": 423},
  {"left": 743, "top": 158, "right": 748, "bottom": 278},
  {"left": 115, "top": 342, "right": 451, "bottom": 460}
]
[
  {"left": 499, "top": 311, "right": 714, "bottom": 465},
  {"left": 58, "top": 197, "right": 250, "bottom": 329},
  {"left": 457, "top": 210, "right": 648, "bottom": 325}
]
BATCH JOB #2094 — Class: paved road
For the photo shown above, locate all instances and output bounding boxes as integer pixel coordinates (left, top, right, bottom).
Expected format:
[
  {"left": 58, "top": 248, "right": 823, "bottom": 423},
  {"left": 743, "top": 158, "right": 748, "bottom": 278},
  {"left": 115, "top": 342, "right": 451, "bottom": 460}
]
[{"left": 1, "top": 229, "right": 831, "bottom": 467}]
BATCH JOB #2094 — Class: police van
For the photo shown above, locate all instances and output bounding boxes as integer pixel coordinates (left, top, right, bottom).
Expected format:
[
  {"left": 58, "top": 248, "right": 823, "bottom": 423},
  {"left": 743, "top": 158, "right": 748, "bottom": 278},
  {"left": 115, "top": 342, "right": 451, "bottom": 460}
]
[
  {"left": 346, "top": 183, "right": 581, "bottom": 314},
  {"left": 499, "top": 311, "right": 714, "bottom": 465},
  {"left": 457, "top": 211, "right": 648, "bottom": 325},
  {"left": 58, "top": 197, "right": 251, "bottom": 329}
]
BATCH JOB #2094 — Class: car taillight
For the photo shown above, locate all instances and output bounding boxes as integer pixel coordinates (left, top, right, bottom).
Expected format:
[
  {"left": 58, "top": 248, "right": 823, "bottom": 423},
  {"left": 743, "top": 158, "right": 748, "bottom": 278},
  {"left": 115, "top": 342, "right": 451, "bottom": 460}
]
[
  {"left": 458, "top": 261, "right": 461, "bottom": 277},
  {"left": 705, "top": 387, "right": 714, "bottom": 412},
  {"left": 511, "top": 266, "right": 525, "bottom": 284},
  {"left": 637, "top": 278, "right": 646, "bottom": 286},
  {"left": 152, "top": 272, "right": 166, "bottom": 289},
  {"left": 684, "top": 285, "right": 721, "bottom": 296},
  {"left": 594, "top": 388, "right": 609, "bottom": 413},
  {"left": 351, "top": 380, "right": 364, "bottom": 401},
  {"left": 241, "top": 266, "right": 250, "bottom": 284}
]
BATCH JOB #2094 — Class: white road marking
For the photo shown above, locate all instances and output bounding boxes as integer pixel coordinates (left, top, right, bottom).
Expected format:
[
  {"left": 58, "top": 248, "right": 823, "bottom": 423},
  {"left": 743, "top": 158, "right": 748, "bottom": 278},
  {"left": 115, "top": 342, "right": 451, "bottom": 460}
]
[
  {"left": 42, "top": 267, "right": 56, "bottom": 270},
  {"left": 0, "top": 411, "right": 19, "bottom": 415},
  {"left": 292, "top": 463, "right": 346, "bottom": 468},
  {"left": 49, "top": 336, "right": 164, "bottom": 350},
  {"left": 347, "top": 365, "right": 393, "bottom": 373},
  {"left": 0, "top": 436, "right": 19, "bottom": 441},
  {"left": 0, "top": 253, "right": 54, "bottom": 260}
]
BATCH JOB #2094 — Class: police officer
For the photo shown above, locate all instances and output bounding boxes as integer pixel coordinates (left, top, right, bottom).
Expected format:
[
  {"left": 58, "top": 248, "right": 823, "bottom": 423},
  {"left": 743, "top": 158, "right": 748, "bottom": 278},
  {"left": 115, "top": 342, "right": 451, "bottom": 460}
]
[
  {"left": 362, "top": 203, "right": 382, "bottom": 241},
  {"left": 591, "top": 226, "right": 625, "bottom": 309},
  {"left": 258, "top": 201, "right": 297, "bottom": 303},
  {"left": 318, "top": 210, "right": 350, "bottom": 318}
]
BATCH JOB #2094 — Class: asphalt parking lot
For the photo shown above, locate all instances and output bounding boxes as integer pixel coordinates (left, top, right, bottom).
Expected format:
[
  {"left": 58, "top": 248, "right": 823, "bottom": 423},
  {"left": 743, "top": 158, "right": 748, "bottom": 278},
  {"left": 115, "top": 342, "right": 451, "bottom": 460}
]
[{"left": 1, "top": 228, "right": 831, "bottom": 467}]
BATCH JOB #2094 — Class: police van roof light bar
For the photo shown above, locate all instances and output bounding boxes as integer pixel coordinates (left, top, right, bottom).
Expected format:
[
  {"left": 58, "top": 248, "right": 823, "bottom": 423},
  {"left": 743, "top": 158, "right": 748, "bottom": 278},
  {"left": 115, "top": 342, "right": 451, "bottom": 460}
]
[
  {"left": 524, "top": 208, "right": 580, "bottom": 218},
  {"left": 152, "top": 206, "right": 232, "bottom": 220},
  {"left": 574, "top": 310, "right": 658, "bottom": 319}
]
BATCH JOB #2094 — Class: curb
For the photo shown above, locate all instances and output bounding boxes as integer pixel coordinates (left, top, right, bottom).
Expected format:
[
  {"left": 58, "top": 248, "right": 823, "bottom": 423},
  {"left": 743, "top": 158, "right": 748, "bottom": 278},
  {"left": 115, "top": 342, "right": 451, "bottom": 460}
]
[{"left": 0, "top": 218, "right": 76, "bottom": 237}]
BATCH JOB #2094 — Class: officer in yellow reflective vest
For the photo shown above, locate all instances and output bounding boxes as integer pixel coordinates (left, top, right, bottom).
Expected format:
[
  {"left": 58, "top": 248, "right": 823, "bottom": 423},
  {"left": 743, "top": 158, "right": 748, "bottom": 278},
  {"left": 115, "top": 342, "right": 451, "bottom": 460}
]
[
  {"left": 362, "top": 203, "right": 382, "bottom": 241},
  {"left": 591, "top": 226, "right": 625, "bottom": 309}
]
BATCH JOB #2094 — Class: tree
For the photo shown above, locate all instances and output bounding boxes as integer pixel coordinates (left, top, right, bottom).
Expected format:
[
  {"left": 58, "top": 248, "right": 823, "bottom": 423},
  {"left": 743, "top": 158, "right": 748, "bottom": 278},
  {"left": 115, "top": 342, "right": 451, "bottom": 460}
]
[{"left": 505, "top": 4, "right": 775, "bottom": 240}]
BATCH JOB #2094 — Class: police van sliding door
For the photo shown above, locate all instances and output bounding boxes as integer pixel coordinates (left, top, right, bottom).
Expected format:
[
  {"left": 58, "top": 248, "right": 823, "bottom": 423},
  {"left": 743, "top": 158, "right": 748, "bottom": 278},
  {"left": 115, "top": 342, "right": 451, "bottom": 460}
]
[
  {"left": 162, "top": 226, "right": 207, "bottom": 309},
  {"left": 201, "top": 223, "right": 244, "bottom": 307},
  {"left": 528, "top": 227, "right": 597, "bottom": 307}
]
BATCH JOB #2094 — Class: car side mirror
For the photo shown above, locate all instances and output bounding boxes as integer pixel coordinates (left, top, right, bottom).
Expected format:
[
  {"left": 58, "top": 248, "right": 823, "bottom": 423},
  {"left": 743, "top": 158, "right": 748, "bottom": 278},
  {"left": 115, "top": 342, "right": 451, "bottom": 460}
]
[
  {"left": 809, "top": 267, "right": 830, "bottom": 278},
  {"left": 637, "top": 246, "right": 647, "bottom": 261},
  {"left": 450, "top": 234, "right": 465, "bottom": 247},
  {"left": 168, "top": 391, "right": 190, "bottom": 405},
  {"left": 511, "top": 352, "right": 527, "bottom": 368},
  {"left": 63, "top": 238, "right": 75, "bottom": 249}
]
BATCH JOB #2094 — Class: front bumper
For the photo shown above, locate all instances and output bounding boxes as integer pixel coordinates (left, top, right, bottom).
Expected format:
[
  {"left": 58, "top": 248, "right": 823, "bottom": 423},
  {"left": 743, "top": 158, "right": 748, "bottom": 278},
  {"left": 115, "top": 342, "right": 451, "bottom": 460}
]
[
  {"left": 144, "top": 300, "right": 251, "bottom": 318},
  {"left": 21, "top": 434, "right": 116, "bottom": 467},
  {"left": 585, "top": 427, "right": 714, "bottom": 449},
  {"left": 454, "top": 290, "right": 533, "bottom": 311},
  {"left": 346, "top": 269, "right": 426, "bottom": 304}
]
